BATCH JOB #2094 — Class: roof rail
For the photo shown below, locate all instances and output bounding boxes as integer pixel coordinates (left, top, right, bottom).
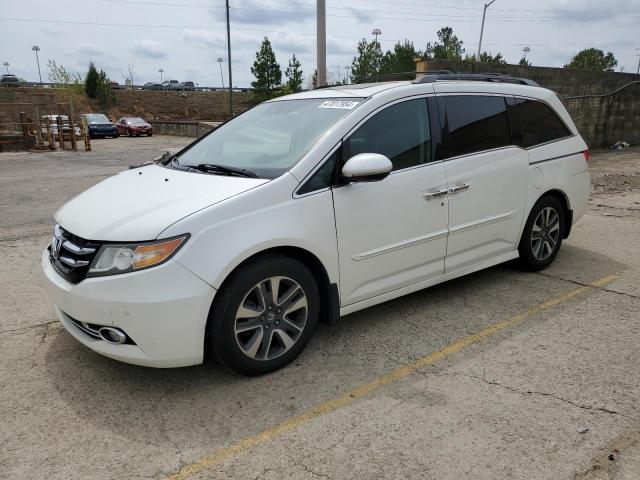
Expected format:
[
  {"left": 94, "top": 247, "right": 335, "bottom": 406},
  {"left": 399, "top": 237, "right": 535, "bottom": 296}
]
[{"left": 413, "top": 73, "right": 540, "bottom": 87}]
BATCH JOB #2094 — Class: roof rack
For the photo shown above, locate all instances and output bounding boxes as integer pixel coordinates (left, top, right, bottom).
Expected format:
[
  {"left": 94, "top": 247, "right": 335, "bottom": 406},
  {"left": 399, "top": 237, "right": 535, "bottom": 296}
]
[{"left": 413, "top": 73, "right": 539, "bottom": 87}]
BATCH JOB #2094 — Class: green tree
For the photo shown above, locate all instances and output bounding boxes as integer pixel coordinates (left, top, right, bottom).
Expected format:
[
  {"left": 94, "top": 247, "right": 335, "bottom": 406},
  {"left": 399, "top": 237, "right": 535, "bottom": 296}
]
[
  {"left": 251, "top": 37, "right": 282, "bottom": 99},
  {"left": 95, "top": 69, "right": 115, "bottom": 108},
  {"left": 465, "top": 51, "right": 506, "bottom": 64},
  {"left": 564, "top": 48, "right": 617, "bottom": 72},
  {"left": 426, "top": 27, "right": 464, "bottom": 60},
  {"left": 85, "top": 62, "right": 99, "bottom": 98},
  {"left": 351, "top": 38, "right": 383, "bottom": 83},
  {"left": 311, "top": 69, "right": 317, "bottom": 89},
  {"left": 285, "top": 54, "right": 303, "bottom": 93},
  {"left": 380, "top": 40, "right": 421, "bottom": 76},
  {"left": 519, "top": 57, "right": 531, "bottom": 66}
]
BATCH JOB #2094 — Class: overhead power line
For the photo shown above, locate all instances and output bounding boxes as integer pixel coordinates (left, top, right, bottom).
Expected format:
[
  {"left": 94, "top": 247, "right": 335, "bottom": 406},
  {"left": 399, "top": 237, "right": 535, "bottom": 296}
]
[
  {"left": 96, "top": 0, "right": 623, "bottom": 21},
  {"left": 0, "top": 17, "right": 629, "bottom": 48}
]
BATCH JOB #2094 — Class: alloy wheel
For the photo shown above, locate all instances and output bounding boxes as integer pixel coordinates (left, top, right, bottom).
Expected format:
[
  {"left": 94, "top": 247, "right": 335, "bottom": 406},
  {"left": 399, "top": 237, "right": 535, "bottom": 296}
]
[
  {"left": 531, "top": 206, "right": 560, "bottom": 261},
  {"left": 234, "top": 276, "right": 308, "bottom": 361}
]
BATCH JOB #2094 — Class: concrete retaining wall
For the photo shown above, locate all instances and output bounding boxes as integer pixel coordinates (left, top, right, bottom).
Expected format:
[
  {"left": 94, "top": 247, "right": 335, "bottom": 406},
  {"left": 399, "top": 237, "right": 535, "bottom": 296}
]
[
  {"left": 422, "top": 60, "right": 640, "bottom": 148},
  {"left": 149, "top": 120, "right": 221, "bottom": 138}
]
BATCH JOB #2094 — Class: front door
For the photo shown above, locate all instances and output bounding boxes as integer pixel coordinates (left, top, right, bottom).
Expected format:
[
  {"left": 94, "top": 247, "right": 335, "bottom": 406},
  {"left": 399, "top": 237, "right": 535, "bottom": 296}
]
[{"left": 333, "top": 98, "right": 449, "bottom": 306}]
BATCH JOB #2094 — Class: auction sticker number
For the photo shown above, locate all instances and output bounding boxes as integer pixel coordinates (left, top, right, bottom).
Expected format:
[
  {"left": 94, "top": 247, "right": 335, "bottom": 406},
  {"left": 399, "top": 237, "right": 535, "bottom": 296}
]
[{"left": 318, "top": 100, "right": 360, "bottom": 110}]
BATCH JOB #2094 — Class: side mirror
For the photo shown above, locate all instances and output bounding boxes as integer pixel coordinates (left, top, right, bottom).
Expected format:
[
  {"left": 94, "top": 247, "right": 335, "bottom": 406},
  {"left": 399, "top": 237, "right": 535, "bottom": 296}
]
[{"left": 342, "top": 153, "right": 393, "bottom": 182}]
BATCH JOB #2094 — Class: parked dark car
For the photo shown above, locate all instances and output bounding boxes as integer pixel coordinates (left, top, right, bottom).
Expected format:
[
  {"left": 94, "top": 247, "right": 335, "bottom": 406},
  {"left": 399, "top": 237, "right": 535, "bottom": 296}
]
[
  {"left": 143, "top": 82, "right": 162, "bottom": 90},
  {"left": 116, "top": 117, "right": 153, "bottom": 137},
  {"left": 1, "top": 74, "right": 20, "bottom": 87},
  {"left": 181, "top": 81, "right": 195, "bottom": 91},
  {"left": 81, "top": 113, "right": 118, "bottom": 138}
]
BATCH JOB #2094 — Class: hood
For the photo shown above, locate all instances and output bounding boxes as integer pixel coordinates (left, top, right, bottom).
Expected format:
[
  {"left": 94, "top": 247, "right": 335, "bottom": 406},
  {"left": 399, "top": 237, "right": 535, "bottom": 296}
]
[{"left": 55, "top": 164, "right": 268, "bottom": 241}]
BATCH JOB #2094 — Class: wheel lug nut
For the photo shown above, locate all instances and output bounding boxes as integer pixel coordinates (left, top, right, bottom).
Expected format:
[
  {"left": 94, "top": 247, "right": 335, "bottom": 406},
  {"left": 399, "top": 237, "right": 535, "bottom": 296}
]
[
  {"left": 260, "top": 316, "right": 264, "bottom": 321},
  {"left": 277, "top": 308, "right": 281, "bottom": 314},
  {"left": 275, "top": 320, "right": 280, "bottom": 325},
  {"left": 265, "top": 324, "right": 270, "bottom": 330},
  {"left": 268, "top": 305, "right": 273, "bottom": 310}
]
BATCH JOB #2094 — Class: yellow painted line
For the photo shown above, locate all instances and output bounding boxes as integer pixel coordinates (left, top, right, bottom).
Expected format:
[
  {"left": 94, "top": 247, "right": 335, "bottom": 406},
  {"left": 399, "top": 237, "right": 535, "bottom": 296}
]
[{"left": 165, "top": 274, "right": 617, "bottom": 480}]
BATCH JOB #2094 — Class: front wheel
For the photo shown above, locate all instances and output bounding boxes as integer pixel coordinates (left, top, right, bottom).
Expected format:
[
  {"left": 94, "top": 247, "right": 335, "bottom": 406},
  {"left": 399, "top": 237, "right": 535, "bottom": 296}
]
[
  {"left": 208, "top": 255, "right": 319, "bottom": 376},
  {"left": 518, "top": 195, "right": 565, "bottom": 271}
]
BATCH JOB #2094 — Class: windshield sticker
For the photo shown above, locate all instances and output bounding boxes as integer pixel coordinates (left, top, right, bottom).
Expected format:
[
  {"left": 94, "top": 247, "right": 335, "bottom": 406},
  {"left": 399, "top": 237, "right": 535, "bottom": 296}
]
[{"left": 318, "top": 100, "right": 360, "bottom": 110}]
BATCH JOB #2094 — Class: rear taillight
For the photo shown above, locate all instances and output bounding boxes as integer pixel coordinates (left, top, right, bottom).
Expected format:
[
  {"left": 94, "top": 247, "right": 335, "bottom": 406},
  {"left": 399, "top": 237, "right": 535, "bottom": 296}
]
[{"left": 583, "top": 150, "right": 590, "bottom": 162}]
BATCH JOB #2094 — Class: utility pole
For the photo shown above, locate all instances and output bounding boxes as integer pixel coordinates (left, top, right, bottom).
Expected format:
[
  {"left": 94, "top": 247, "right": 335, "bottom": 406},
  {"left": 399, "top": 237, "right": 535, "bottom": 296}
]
[
  {"left": 3, "top": 62, "right": 8, "bottom": 74},
  {"left": 32, "top": 46, "right": 42, "bottom": 84},
  {"left": 226, "top": 0, "right": 233, "bottom": 115},
  {"left": 344, "top": 65, "right": 351, "bottom": 84},
  {"left": 477, "top": 0, "right": 496, "bottom": 61},
  {"left": 217, "top": 57, "right": 225, "bottom": 89},
  {"left": 316, "top": 0, "right": 326, "bottom": 87},
  {"left": 159, "top": 68, "right": 164, "bottom": 83},
  {"left": 636, "top": 48, "right": 640, "bottom": 75}
]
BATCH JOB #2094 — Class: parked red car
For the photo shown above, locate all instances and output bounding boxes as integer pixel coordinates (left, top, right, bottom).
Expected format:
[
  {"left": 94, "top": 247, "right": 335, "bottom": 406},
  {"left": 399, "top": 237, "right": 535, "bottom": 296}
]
[{"left": 116, "top": 117, "right": 153, "bottom": 137}]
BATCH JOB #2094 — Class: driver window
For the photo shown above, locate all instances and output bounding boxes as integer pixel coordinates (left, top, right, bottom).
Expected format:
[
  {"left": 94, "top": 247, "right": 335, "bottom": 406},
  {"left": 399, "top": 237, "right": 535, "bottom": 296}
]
[{"left": 346, "top": 98, "right": 431, "bottom": 171}]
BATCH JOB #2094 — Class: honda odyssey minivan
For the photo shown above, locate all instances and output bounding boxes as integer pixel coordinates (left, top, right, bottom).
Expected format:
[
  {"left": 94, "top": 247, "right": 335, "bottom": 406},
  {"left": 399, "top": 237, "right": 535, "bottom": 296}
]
[{"left": 43, "top": 74, "right": 590, "bottom": 375}]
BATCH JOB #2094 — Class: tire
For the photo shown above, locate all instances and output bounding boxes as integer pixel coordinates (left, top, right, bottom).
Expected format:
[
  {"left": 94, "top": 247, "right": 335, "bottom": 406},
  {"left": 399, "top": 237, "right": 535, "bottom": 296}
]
[
  {"left": 148, "top": 133, "right": 153, "bottom": 137},
  {"left": 127, "top": 128, "right": 132, "bottom": 137},
  {"left": 518, "top": 195, "right": 565, "bottom": 271},
  {"left": 208, "top": 254, "right": 320, "bottom": 376}
]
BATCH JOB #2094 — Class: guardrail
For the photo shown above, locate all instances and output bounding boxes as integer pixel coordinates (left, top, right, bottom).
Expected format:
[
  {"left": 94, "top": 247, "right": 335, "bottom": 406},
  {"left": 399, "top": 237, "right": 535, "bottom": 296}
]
[{"left": 0, "top": 82, "right": 254, "bottom": 92}]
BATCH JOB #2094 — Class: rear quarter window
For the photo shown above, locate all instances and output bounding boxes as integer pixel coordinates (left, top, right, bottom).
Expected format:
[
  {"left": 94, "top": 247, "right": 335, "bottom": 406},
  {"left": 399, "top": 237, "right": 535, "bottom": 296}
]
[{"left": 508, "top": 98, "right": 572, "bottom": 148}]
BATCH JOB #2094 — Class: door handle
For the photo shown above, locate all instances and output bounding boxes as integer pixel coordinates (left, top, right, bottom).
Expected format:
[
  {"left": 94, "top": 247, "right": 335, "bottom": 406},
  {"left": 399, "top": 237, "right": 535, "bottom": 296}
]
[
  {"left": 422, "top": 189, "right": 448, "bottom": 200},
  {"left": 448, "top": 183, "right": 470, "bottom": 194}
]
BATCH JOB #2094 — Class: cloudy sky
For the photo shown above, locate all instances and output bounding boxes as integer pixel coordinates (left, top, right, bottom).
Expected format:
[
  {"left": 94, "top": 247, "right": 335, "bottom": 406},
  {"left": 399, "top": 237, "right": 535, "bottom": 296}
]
[{"left": 1, "top": 0, "right": 639, "bottom": 88}]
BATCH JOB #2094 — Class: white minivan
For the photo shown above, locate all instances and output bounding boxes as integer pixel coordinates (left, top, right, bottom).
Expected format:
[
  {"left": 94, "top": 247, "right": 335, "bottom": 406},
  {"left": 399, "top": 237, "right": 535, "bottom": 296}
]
[{"left": 43, "top": 74, "right": 590, "bottom": 375}]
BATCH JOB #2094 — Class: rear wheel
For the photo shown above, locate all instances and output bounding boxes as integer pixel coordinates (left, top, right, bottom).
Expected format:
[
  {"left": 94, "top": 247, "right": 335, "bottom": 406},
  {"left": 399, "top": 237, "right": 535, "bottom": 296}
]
[
  {"left": 518, "top": 195, "right": 565, "bottom": 271},
  {"left": 208, "top": 255, "right": 319, "bottom": 376}
]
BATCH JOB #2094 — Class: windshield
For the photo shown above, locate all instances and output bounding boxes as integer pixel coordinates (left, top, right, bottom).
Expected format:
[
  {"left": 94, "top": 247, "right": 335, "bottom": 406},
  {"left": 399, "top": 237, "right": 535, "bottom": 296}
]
[
  {"left": 127, "top": 117, "right": 146, "bottom": 125},
  {"left": 86, "top": 114, "right": 110, "bottom": 124},
  {"left": 173, "top": 98, "right": 362, "bottom": 179}
]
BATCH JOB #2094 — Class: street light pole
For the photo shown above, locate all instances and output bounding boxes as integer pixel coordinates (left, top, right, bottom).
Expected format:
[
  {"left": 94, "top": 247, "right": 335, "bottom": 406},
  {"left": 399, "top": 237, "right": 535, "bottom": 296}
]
[
  {"left": 217, "top": 57, "right": 225, "bottom": 89},
  {"left": 32, "top": 46, "right": 42, "bottom": 84},
  {"left": 3, "top": 62, "right": 9, "bottom": 74},
  {"left": 159, "top": 68, "right": 164, "bottom": 83},
  {"left": 636, "top": 48, "right": 640, "bottom": 75},
  {"left": 344, "top": 65, "right": 351, "bottom": 84},
  {"left": 372, "top": 28, "right": 381, "bottom": 44},
  {"left": 226, "top": 0, "right": 233, "bottom": 115},
  {"left": 316, "top": 0, "right": 327, "bottom": 87},
  {"left": 477, "top": 0, "right": 496, "bottom": 61},
  {"left": 522, "top": 46, "right": 531, "bottom": 60}
]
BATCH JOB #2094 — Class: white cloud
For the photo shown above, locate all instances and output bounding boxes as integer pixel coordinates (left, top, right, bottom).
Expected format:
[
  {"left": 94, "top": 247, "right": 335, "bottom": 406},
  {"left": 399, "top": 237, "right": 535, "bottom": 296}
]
[{"left": 131, "top": 39, "right": 167, "bottom": 59}]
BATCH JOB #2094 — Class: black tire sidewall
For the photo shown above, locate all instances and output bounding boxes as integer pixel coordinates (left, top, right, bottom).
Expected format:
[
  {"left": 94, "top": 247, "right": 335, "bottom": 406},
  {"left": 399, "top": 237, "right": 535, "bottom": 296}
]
[
  {"left": 519, "top": 195, "right": 565, "bottom": 271},
  {"left": 209, "top": 255, "right": 320, "bottom": 376}
]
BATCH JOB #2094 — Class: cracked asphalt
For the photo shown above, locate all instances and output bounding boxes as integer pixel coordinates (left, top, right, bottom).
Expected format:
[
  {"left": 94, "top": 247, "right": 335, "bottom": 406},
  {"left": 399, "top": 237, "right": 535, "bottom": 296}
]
[{"left": 1, "top": 138, "right": 639, "bottom": 480}]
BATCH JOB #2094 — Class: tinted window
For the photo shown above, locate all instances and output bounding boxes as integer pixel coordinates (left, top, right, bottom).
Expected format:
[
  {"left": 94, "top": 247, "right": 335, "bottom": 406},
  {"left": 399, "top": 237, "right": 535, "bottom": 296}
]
[
  {"left": 347, "top": 99, "right": 431, "bottom": 171},
  {"left": 443, "top": 95, "right": 511, "bottom": 157},
  {"left": 298, "top": 148, "right": 338, "bottom": 194},
  {"left": 509, "top": 98, "right": 572, "bottom": 148}
]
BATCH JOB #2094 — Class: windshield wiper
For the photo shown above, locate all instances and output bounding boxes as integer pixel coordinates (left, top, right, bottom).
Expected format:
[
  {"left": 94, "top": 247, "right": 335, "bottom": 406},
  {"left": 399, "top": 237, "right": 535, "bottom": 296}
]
[{"left": 193, "top": 163, "right": 259, "bottom": 178}]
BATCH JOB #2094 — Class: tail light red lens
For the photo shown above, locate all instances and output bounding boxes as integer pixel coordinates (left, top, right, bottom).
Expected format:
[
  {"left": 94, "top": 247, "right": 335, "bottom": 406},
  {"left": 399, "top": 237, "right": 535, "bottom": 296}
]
[{"left": 583, "top": 150, "right": 590, "bottom": 162}]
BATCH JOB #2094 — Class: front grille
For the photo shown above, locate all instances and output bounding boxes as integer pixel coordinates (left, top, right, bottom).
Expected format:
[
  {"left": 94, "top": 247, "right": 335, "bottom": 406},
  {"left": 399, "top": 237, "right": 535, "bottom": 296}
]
[{"left": 49, "top": 224, "right": 101, "bottom": 284}]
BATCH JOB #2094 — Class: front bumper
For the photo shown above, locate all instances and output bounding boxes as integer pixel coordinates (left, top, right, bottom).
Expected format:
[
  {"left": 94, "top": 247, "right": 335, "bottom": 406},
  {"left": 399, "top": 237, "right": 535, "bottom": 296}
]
[{"left": 42, "top": 249, "right": 216, "bottom": 368}]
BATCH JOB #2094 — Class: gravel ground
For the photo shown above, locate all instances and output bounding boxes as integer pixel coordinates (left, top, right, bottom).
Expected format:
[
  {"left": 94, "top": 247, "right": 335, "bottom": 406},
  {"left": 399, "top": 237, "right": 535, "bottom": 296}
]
[{"left": 1, "top": 138, "right": 639, "bottom": 480}]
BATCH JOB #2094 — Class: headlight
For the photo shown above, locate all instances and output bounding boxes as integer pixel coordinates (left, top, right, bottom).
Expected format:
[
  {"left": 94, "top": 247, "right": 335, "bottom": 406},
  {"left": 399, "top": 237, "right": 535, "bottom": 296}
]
[{"left": 87, "top": 234, "right": 189, "bottom": 277}]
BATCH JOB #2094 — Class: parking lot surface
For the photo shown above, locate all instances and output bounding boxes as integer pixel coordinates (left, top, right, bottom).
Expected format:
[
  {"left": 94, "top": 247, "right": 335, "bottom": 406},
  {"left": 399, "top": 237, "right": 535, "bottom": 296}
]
[{"left": 1, "top": 137, "right": 639, "bottom": 480}]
